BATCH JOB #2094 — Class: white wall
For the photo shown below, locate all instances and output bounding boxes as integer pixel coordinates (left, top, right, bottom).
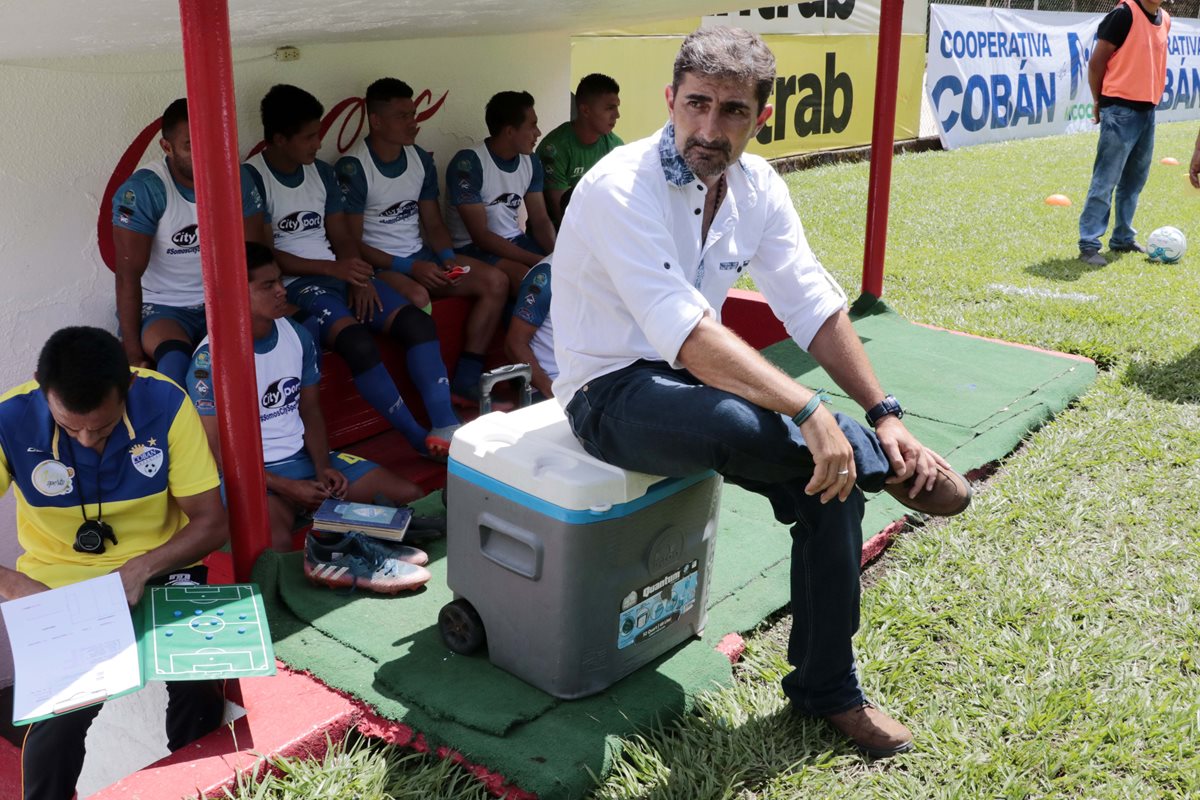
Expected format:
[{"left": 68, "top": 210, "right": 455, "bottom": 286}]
[{"left": 0, "top": 31, "right": 572, "bottom": 685}]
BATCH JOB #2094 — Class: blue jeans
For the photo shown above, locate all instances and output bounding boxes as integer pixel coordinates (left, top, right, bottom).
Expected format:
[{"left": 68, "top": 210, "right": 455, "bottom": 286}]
[
  {"left": 563, "top": 361, "right": 892, "bottom": 716},
  {"left": 1078, "top": 105, "right": 1156, "bottom": 253}
]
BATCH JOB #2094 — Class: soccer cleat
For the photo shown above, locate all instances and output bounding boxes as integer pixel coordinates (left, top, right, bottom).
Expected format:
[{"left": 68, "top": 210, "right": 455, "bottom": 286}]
[
  {"left": 424, "top": 424, "right": 461, "bottom": 460},
  {"left": 1110, "top": 241, "right": 1146, "bottom": 254},
  {"left": 1079, "top": 249, "right": 1107, "bottom": 267},
  {"left": 304, "top": 531, "right": 431, "bottom": 593}
]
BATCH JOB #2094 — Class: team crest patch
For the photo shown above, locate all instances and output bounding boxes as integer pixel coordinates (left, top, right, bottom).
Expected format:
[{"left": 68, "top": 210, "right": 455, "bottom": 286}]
[
  {"left": 194, "top": 350, "right": 211, "bottom": 369},
  {"left": 533, "top": 271, "right": 548, "bottom": 287},
  {"left": 31, "top": 460, "right": 74, "bottom": 497},
  {"left": 129, "top": 443, "right": 164, "bottom": 478}
]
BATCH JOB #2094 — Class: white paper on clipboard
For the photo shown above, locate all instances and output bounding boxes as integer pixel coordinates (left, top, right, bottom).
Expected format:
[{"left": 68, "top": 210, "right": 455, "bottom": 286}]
[{"left": 1, "top": 573, "right": 142, "bottom": 725}]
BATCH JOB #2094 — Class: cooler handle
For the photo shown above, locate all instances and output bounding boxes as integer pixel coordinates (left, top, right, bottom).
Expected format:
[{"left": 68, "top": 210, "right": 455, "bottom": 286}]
[
  {"left": 480, "top": 363, "right": 534, "bottom": 414},
  {"left": 478, "top": 512, "right": 543, "bottom": 581}
]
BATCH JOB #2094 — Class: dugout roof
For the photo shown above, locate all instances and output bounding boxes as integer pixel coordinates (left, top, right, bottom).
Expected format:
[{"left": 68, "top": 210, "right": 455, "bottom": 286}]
[{"left": 0, "top": 0, "right": 737, "bottom": 60}]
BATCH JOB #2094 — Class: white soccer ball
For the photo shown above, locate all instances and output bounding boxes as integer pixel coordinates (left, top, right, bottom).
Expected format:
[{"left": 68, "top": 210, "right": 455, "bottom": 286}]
[{"left": 1147, "top": 226, "right": 1187, "bottom": 263}]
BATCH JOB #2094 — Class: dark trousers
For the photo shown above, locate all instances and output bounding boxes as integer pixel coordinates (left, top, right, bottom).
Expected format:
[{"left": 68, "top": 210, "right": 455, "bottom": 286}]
[
  {"left": 21, "top": 680, "right": 225, "bottom": 800},
  {"left": 21, "top": 567, "right": 225, "bottom": 800},
  {"left": 564, "top": 361, "right": 891, "bottom": 716}
]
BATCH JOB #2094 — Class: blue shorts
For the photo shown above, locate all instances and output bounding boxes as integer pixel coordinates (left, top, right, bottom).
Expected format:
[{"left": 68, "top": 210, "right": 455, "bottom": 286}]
[
  {"left": 455, "top": 233, "right": 544, "bottom": 265},
  {"left": 139, "top": 303, "right": 207, "bottom": 342},
  {"left": 286, "top": 275, "right": 411, "bottom": 343},
  {"left": 265, "top": 449, "right": 380, "bottom": 485},
  {"left": 393, "top": 244, "right": 438, "bottom": 266}
]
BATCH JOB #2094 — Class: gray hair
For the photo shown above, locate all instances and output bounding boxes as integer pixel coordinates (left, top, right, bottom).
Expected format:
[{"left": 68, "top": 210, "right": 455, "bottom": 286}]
[{"left": 672, "top": 27, "right": 776, "bottom": 112}]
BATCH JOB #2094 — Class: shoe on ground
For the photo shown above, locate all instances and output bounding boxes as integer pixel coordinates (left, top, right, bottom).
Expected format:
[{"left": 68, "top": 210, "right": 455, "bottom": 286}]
[
  {"left": 304, "top": 531, "right": 431, "bottom": 593},
  {"left": 405, "top": 513, "right": 447, "bottom": 545},
  {"left": 1110, "top": 241, "right": 1146, "bottom": 254},
  {"left": 824, "top": 702, "right": 913, "bottom": 758},
  {"left": 884, "top": 463, "right": 972, "bottom": 517},
  {"left": 1079, "top": 249, "right": 1107, "bottom": 266},
  {"left": 370, "top": 539, "right": 428, "bottom": 566}
]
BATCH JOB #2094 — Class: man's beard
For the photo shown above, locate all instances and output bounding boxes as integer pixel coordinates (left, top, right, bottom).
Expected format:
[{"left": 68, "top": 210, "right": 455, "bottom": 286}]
[{"left": 682, "top": 136, "right": 733, "bottom": 178}]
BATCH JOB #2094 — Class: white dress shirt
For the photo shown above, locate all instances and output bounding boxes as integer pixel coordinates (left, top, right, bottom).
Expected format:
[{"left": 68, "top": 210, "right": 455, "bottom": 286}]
[{"left": 551, "top": 123, "right": 848, "bottom": 403}]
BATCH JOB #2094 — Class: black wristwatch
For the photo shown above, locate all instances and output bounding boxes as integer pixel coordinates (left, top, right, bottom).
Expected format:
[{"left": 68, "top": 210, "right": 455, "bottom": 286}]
[{"left": 865, "top": 394, "right": 903, "bottom": 428}]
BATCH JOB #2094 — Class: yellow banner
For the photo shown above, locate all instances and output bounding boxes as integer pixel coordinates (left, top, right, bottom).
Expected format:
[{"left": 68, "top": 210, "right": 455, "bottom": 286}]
[{"left": 571, "top": 33, "right": 925, "bottom": 160}]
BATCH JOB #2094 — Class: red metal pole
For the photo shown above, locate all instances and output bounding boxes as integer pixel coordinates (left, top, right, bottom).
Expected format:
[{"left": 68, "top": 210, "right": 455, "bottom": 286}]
[
  {"left": 179, "top": 0, "right": 271, "bottom": 581},
  {"left": 860, "top": 0, "right": 905, "bottom": 300}
]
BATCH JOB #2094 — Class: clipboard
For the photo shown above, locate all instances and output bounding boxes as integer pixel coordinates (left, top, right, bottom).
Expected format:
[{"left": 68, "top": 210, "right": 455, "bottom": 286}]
[{"left": 2, "top": 576, "right": 276, "bottom": 726}]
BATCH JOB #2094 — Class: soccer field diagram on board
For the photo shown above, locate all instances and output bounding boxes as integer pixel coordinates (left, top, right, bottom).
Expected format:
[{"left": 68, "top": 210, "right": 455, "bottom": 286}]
[{"left": 141, "top": 584, "right": 276, "bottom": 681}]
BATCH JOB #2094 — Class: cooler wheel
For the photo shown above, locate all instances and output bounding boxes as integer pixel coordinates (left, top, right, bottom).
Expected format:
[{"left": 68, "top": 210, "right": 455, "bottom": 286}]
[{"left": 439, "top": 598, "right": 486, "bottom": 655}]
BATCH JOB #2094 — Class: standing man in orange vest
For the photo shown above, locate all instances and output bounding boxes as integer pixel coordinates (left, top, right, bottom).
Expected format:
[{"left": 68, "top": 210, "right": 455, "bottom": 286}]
[{"left": 1078, "top": 0, "right": 1170, "bottom": 267}]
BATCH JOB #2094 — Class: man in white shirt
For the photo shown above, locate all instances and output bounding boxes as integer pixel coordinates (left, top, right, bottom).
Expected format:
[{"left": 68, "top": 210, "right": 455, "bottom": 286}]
[{"left": 552, "top": 27, "right": 970, "bottom": 758}]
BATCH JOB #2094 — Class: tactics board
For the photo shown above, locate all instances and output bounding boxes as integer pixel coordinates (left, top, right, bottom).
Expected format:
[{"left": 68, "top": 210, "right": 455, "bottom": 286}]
[{"left": 139, "top": 584, "right": 276, "bottom": 681}]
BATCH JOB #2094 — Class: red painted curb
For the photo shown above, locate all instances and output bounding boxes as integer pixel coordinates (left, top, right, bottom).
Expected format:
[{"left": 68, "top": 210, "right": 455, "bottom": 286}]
[{"left": 88, "top": 665, "right": 355, "bottom": 800}]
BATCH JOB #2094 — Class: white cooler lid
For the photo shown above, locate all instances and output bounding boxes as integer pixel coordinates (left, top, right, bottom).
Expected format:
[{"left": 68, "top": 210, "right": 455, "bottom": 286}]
[{"left": 448, "top": 401, "right": 666, "bottom": 511}]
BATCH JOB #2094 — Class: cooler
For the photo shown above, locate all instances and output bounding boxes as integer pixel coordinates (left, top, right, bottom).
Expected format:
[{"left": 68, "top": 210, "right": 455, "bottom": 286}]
[{"left": 441, "top": 400, "right": 722, "bottom": 699}]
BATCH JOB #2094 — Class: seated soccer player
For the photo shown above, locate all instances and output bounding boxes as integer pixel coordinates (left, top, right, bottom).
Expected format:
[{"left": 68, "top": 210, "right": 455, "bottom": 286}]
[
  {"left": 243, "top": 84, "right": 460, "bottom": 458},
  {"left": 536, "top": 73, "right": 622, "bottom": 227},
  {"left": 113, "top": 97, "right": 268, "bottom": 386},
  {"left": 444, "top": 90, "right": 556, "bottom": 294},
  {"left": 337, "top": 78, "right": 509, "bottom": 403},
  {"left": 505, "top": 252, "right": 555, "bottom": 399},
  {"left": 187, "top": 242, "right": 426, "bottom": 558}
]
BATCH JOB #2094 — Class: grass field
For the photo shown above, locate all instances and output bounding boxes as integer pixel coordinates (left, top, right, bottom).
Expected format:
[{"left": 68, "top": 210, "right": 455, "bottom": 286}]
[{"left": 226, "top": 121, "right": 1200, "bottom": 800}]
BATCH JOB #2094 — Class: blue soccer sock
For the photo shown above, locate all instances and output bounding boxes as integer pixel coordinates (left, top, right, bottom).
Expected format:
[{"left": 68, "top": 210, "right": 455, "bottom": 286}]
[
  {"left": 352, "top": 364, "right": 428, "bottom": 451},
  {"left": 406, "top": 341, "right": 459, "bottom": 429},
  {"left": 152, "top": 341, "right": 192, "bottom": 387},
  {"left": 451, "top": 352, "right": 486, "bottom": 397}
]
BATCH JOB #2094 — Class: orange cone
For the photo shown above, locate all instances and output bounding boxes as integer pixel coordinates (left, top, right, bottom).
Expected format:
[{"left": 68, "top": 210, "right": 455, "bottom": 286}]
[{"left": 1045, "top": 194, "right": 1072, "bottom": 207}]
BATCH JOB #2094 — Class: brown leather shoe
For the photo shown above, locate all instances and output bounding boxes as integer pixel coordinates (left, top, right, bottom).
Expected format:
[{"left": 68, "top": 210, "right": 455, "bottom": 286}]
[
  {"left": 884, "top": 463, "right": 972, "bottom": 517},
  {"left": 825, "top": 702, "right": 914, "bottom": 758}
]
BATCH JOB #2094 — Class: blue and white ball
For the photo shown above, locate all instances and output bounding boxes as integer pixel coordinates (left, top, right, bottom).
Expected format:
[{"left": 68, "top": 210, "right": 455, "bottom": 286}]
[{"left": 1147, "top": 226, "right": 1187, "bottom": 263}]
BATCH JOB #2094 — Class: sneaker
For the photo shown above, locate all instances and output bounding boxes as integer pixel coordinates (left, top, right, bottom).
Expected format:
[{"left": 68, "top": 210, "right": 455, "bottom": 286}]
[
  {"left": 884, "top": 464, "right": 972, "bottom": 517},
  {"left": 405, "top": 514, "right": 447, "bottom": 545},
  {"left": 304, "top": 531, "right": 431, "bottom": 593},
  {"left": 824, "top": 702, "right": 913, "bottom": 758},
  {"left": 1110, "top": 241, "right": 1146, "bottom": 254},
  {"left": 372, "top": 539, "right": 429, "bottom": 566},
  {"left": 1079, "top": 249, "right": 1107, "bottom": 266}
]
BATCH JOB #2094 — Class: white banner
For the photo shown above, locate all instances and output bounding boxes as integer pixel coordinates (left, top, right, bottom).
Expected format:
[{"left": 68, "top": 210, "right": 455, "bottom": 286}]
[
  {"left": 703, "top": 1, "right": 927, "bottom": 36},
  {"left": 926, "top": 4, "right": 1200, "bottom": 149}
]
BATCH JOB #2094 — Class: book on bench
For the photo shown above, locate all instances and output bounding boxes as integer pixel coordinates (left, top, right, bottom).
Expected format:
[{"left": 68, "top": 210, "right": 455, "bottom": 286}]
[{"left": 311, "top": 499, "right": 414, "bottom": 542}]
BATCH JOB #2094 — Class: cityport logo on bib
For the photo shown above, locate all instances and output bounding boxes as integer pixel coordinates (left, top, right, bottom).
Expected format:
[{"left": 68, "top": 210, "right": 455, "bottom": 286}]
[
  {"left": 171, "top": 224, "right": 200, "bottom": 248},
  {"left": 488, "top": 193, "right": 522, "bottom": 211},
  {"left": 129, "top": 441, "right": 164, "bottom": 478},
  {"left": 380, "top": 200, "right": 419, "bottom": 223},
  {"left": 277, "top": 211, "right": 323, "bottom": 233},
  {"left": 168, "top": 223, "right": 201, "bottom": 255}
]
